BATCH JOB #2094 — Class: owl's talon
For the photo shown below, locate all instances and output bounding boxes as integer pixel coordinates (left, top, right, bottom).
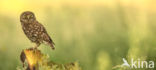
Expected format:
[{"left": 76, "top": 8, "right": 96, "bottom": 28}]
[
  {"left": 51, "top": 47, "right": 55, "bottom": 50},
  {"left": 33, "top": 46, "right": 38, "bottom": 50}
]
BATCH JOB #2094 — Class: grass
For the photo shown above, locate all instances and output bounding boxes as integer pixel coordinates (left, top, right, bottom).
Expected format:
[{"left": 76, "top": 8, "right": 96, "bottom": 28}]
[{"left": 18, "top": 48, "right": 81, "bottom": 70}]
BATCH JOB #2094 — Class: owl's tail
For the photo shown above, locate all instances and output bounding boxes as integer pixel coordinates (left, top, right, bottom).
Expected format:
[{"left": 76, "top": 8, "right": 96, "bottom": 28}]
[{"left": 49, "top": 42, "right": 55, "bottom": 50}]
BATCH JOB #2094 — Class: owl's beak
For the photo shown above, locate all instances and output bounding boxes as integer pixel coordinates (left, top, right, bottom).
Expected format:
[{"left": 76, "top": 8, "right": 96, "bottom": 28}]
[{"left": 27, "top": 15, "right": 30, "bottom": 19}]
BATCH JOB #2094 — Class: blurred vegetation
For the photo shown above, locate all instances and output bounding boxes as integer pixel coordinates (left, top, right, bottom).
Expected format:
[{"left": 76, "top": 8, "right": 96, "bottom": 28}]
[
  {"left": 18, "top": 48, "right": 81, "bottom": 70},
  {"left": 0, "top": 0, "right": 156, "bottom": 70}
]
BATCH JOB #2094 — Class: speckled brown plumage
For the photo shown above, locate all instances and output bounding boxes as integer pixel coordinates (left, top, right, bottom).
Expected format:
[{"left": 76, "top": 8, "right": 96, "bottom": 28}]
[{"left": 20, "top": 11, "right": 55, "bottom": 50}]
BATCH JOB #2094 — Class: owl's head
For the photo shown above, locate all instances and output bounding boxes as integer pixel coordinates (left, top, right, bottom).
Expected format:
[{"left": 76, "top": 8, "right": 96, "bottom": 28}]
[{"left": 20, "top": 11, "right": 36, "bottom": 23}]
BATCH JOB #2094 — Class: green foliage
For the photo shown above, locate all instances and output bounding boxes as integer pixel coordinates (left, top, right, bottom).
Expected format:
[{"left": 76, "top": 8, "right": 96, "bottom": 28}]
[{"left": 18, "top": 48, "right": 81, "bottom": 70}]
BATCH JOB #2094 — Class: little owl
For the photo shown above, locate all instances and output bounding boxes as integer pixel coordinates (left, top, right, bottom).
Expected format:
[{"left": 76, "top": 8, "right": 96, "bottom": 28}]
[{"left": 20, "top": 11, "right": 55, "bottom": 50}]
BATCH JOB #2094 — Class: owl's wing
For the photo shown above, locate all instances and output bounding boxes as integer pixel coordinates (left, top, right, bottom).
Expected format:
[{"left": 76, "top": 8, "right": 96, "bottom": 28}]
[{"left": 36, "top": 21, "right": 55, "bottom": 49}]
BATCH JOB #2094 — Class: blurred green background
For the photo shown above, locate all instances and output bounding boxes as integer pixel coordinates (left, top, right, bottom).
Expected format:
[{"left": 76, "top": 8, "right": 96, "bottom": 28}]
[{"left": 0, "top": 0, "right": 156, "bottom": 70}]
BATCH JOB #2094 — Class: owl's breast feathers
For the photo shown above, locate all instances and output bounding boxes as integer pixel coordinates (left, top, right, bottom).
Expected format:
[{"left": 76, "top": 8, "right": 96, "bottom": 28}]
[{"left": 22, "top": 21, "right": 55, "bottom": 46}]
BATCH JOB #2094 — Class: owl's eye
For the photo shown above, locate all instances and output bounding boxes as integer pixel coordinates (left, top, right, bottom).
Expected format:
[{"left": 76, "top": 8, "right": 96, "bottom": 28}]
[
  {"left": 23, "top": 16, "right": 27, "bottom": 19},
  {"left": 30, "top": 15, "right": 34, "bottom": 18}
]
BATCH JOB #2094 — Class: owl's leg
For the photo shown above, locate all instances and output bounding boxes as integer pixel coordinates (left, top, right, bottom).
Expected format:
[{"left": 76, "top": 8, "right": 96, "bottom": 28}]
[{"left": 34, "top": 43, "right": 40, "bottom": 49}]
